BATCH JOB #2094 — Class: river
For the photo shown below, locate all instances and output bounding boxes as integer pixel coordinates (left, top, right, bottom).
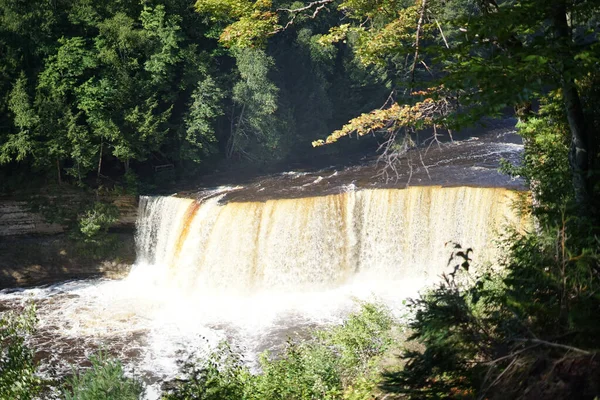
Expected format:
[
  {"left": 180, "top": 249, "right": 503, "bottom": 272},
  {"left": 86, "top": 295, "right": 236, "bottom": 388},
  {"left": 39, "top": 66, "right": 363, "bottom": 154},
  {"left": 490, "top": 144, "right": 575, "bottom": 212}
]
[{"left": 0, "top": 124, "right": 527, "bottom": 398}]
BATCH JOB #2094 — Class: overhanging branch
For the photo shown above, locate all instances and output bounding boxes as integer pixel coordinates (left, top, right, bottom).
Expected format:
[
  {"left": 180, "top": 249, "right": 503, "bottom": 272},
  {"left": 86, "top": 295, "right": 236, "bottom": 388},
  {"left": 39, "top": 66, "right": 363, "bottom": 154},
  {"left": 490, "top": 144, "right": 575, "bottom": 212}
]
[{"left": 274, "top": 0, "right": 335, "bottom": 32}]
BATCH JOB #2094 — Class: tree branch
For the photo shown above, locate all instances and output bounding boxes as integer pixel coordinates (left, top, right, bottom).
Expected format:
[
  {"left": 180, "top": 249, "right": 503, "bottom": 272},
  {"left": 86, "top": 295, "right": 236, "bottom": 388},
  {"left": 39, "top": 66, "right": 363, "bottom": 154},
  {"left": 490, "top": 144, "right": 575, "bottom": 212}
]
[
  {"left": 433, "top": 18, "right": 449, "bottom": 49},
  {"left": 274, "top": 0, "right": 335, "bottom": 32},
  {"left": 410, "top": 0, "right": 428, "bottom": 84},
  {"left": 276, "top": 0, "right": 334, "bottom": 14},
  {"left": 513, "top": 338, "right": 593, "bottom": 355}
]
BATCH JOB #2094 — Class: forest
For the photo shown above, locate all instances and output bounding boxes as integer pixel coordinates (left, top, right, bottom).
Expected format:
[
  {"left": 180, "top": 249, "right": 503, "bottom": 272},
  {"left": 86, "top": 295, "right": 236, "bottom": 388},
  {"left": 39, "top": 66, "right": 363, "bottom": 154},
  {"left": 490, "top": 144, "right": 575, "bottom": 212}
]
[
  {"left": 1, "top": 0, "right": 600, "bottom": 399},
  {"left": 0, "top": 0, "right": 388, "bottom": 194}
]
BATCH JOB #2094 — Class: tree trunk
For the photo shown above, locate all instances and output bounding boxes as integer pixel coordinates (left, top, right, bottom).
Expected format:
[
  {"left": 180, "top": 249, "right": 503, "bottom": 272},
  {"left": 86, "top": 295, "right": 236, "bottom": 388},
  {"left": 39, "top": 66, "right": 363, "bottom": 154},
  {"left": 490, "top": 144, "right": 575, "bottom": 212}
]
[
  {"left": 553, "top": 3, "right": 594, "bottom": 215},
  {"left": 562, "top": 80, "right": 591, "bottom": 210},
  {"left": 410, "top": 0, "right": 428, "bottom": 84},
  {"left": 97, "top": 141, "right": 103, "bottom": 179},
  {"left": 56, "top": 158, "right": 62, "bottom": 185},
  {"left": 227, "top": 104, "right": 246, "bottom": 159}
]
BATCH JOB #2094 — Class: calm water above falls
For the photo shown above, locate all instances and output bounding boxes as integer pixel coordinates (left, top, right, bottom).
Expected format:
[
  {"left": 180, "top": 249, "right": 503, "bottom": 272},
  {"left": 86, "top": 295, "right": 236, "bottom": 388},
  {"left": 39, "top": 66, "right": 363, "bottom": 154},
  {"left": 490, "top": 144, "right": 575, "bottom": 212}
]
[{"left": 0, "top": 128, "right": 527, "bottom": 399}]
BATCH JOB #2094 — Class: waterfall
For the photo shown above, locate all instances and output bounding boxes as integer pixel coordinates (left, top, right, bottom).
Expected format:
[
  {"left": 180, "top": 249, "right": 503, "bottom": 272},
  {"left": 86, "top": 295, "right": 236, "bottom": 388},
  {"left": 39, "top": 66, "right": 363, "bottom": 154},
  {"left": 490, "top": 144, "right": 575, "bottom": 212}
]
[
  {"left": 0, "top": 185, "right": 526, "bottom": 393},
  {"left": 131, "top": 186, "right": 524, "bottom": 294}
]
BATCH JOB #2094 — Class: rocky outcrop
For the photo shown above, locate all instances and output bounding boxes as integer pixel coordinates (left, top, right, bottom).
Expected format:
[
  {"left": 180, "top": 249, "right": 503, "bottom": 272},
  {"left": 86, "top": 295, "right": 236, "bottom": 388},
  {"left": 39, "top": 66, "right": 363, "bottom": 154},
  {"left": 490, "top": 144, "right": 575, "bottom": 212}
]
[
  {"left": 0, "top": 195, "right": 138, "bottom": 237},
  {"left": 0, "top": 200, "right": 63, "bottom": 236},
  {"left": 0, "top": 195, "right": 138, "bottom": 288},
  {"left": 0, "top": 233, "right": 135, "bottom": 289}
]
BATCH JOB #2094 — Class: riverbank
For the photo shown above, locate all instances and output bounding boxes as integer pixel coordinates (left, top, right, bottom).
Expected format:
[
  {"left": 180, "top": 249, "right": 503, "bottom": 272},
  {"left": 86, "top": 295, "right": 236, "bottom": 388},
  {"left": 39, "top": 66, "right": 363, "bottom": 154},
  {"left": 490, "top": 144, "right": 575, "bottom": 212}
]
[{"left": 0, "top": 233, "right": 134, "bottom": 289}]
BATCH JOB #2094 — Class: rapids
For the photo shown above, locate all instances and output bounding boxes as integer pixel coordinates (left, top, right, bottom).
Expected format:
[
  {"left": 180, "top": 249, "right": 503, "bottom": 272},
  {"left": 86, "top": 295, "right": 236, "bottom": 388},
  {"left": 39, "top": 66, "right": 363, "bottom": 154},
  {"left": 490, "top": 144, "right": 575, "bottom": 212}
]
[{"left": 0, "top": 128, "right": 527, "bottom": 398}]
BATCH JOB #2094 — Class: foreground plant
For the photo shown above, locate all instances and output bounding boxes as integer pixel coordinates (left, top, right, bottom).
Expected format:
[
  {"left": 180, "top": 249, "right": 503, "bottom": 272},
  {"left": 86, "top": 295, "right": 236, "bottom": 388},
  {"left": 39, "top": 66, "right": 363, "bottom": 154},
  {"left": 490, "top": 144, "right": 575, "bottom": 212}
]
[
  {"left": 384, "top": 224, "right": 600, "bottom": 399},
  {"left": 63, "top": 353, "right": 144, "bottom": 400},
  {"left": 164, "top": 302, "right": 396, "bottom": 400},
  {"left": 0, "top": 304, "right": 42, "bottom": 400}
]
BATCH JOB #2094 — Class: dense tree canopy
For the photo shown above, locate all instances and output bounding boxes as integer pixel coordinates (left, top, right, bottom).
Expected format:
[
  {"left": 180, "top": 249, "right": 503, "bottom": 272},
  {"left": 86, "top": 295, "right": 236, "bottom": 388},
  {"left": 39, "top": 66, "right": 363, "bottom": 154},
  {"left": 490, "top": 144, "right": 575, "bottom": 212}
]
[{"left": 0, "top": 0, "right": 387, "bottom": 192}]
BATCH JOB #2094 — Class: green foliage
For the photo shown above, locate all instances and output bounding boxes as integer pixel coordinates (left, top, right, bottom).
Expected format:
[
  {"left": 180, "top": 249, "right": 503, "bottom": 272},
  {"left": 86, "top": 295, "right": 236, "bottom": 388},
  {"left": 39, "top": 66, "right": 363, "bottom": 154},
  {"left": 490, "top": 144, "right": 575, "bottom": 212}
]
[
  {"left": 253, "top": 303, "right": 394, "bottom": 399},
  {"left": 194, "top": 0, "right": 254, "bottom": 22},
  {"left": 141, "top": 5, "right": 183, "bottom": 83},
  {"left": 63, "top": 353, "right": 144, "bottom": 400},
  {"left": 503, "top": 224, "right": 600, "bottom": 345},
  {"left": 0, "top": 0, "right": 222, "bottom": 190},
  {"left": 163, "top": 342, "right": 252, "bottom": 400},
  {"left": 1, "top": 74, "right": 37, "bottom": 164},
  {"left": 195, "top": 0, "right": 278, "bottom": 48},
  {"left": 0, "top": 0, "right": 394, "bottom": 192},
  {"left": 254, "top": 341, "right": 342, "bottom": 400},
  {"left": 385, "top": 223, "right": 600, "bottom": 398},
  {"left": 500, "top": 94, "right": 572, "bottom": 224},
  {"left": 0, "top": 305, "right": 42, "bottom": 400},
  {"left": 67, "top": 199, "right": 122, "bottom": 259},
  {"left": 227, "top": 47, "right": 292, "bottom": 162},
  {"left": 77, "top": 201, "right": 119, "bottom": 240},
  {"left": 320, "top": 302, "right": 394, "bottom": 375},
  {"left": 385, "top": 268, "right": 509, "bottom": 397},
  {"left": 164, "top": 302, "right": 395, "bottom": 400},
  {"left": 183, "top": 76, "right": 225, "bottom": 163}
]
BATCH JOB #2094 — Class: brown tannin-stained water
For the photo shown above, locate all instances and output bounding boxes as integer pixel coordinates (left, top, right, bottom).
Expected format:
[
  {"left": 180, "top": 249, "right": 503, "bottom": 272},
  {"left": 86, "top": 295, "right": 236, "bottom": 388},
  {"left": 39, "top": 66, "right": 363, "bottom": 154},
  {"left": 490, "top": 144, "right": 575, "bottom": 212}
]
[{"left": 0, "top": 127, "right": 528, "bottom": 399}]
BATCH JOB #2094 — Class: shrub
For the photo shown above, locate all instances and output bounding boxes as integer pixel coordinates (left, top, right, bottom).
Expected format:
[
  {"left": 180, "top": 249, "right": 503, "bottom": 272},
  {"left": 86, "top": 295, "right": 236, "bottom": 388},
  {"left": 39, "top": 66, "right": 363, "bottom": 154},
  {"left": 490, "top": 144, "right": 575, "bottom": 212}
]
[
  {"left": 77, "top": 202, "right": 119, "bottom": 241},
  {"left": 63, "top": 353, "right": 144, "bottom": 400},
  {"left": 321, "top": 302, "right": 394, "bottom": 375},
  {"left": 254, "top": 339, "right": 343, "bottom": 399},
  {"left": 383, "top": 225, "right": 600, "bottom": 399},
  {"left": 71, "top": 201, "right": 121, "bottom": 259},
  {"left": 0, "top": 305, "right": 42, "bottom": 400},
  {"left": 164, "top": 303, "right": 396, "bottom": 400},
  {"left": 163, "top": 342, "right": 252, "bottom": 400}
]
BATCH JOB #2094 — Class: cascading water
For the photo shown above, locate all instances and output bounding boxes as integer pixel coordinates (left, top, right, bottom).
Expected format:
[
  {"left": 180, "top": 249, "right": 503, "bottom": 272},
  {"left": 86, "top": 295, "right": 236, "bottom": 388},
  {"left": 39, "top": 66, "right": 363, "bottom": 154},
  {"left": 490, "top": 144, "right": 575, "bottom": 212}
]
[
  {"left": 0, "top": 130, "right": 528, "bottom": 399},
  {"left": 131, "top": 187, "right": 521, "bottom": 296}
]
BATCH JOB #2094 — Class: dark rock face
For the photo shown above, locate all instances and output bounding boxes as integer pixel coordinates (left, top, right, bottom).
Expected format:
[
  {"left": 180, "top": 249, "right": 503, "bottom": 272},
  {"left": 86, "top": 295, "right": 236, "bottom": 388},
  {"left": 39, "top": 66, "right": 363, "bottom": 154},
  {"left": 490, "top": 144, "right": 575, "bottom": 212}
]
[
  {"left": 0, "top": 233, "right": 135, "bottom": 289},
  {"left": 0, "top": 195, "right": 138, "bottom": 288},
  {"left": 0, "top": 195, "right": 138, "bottom": 237},
  {"left": 0, "top": 200, "right": 63, "bottom": 236}
]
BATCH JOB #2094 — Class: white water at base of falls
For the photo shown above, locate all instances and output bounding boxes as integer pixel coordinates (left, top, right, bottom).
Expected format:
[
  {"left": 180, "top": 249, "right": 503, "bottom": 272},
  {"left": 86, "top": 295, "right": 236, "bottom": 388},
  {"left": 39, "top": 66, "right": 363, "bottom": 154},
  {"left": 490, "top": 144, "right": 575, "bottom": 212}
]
[
  {"left": 0, "top": 186, "right": 526, "bottom": 399},
  {"left": 2, "top": 275, "right": 425, "bottom": 399}
]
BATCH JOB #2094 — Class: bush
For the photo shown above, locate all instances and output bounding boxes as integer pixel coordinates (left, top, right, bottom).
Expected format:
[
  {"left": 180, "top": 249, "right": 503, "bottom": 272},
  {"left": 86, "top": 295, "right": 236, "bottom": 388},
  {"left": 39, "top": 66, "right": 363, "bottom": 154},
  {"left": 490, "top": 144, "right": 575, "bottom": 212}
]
[
  {"left": 500, "top": 94, "right": 572, "bottom": 225},
  {"left": 164, "top": 303, "right": 396, "bottom": 400},
  {"left": 63, "top": 353, "right": 144, "bottom": 400},
  {"left": 72, "top": 201, "right": 121, "bottom": 258},
  {"left": 0, "top": 305, "right": 42, "bottom": 400},
  {"left": 254, "top": 339, "right": 343, "bottom": 399},
  {"left": 383, "top": 225, "right": 600, "bottom": 399},
  {"left": 319, "top": 302, "right": 394, "bottom": 377},
  {"left": 163, "top": 342, "right": 252, "bottom": 400},
  {"left": 77, "top": 202, "right": 119, "bottom": 241}
]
